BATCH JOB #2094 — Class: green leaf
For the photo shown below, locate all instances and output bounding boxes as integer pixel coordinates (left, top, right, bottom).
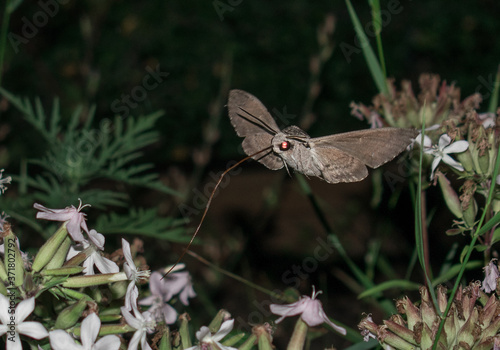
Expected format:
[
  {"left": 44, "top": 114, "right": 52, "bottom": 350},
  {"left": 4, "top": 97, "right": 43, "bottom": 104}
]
[
  {"left": 345, "top": 0, "right": 388, "bottom": 95},
  {"left": 358, "top": 279, "right": 420, "bottom": 299}
]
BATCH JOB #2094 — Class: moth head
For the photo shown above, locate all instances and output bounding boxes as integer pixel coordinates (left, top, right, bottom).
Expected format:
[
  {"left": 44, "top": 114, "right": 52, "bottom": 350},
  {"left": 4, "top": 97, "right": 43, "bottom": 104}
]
[{"left": 272, "top": 133, "right": 294, "bottom": 154}]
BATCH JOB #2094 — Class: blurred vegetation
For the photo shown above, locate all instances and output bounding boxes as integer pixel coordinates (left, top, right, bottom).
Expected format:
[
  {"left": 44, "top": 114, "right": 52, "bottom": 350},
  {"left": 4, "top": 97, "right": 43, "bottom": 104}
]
[{"left": 1, "top": 0, "right": 500, "bottom": 348}]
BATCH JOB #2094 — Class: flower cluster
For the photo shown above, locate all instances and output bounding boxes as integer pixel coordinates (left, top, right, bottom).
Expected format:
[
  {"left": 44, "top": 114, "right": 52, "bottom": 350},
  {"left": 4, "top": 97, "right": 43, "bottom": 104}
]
[
  {"left": 0, "top": 200, "right": 198, "bottom": 349},
  {"left": 359, "top": 283, "right": 500, "bottom": 349}
]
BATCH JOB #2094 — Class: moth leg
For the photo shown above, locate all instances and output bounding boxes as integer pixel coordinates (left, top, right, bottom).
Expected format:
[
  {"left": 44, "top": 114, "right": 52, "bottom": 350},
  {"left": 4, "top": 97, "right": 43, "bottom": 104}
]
[{"left": 282, "top": 160, "right": 292, "bottom": 178}]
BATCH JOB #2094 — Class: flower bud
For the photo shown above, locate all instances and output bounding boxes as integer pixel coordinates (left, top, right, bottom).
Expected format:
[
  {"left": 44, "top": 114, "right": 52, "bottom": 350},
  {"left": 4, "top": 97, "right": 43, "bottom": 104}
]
[
  {"left": 158, "top": 327, "right": 172, "bottom": 350},
  {"left": 54, "top": 298, "right": 88, "bottom": 329},
  {"left": 436, "top": 173, "right": 462, "bottom": 219},
  {"left": 3, "top": 230, "right": 25, "bottom": 287},
  {"left": 44, "top": 236, "right": 72, "bottom": 270},
  {"left": 455, "top": 149, "right": 474, "bottom": 172},
  {"left": 478, "top": 149, "right": 490, "bottom": 174},
  {"left": 32, "top": 223, "right": 69, "bottom": 272},
  {"left": 41, "top": 266, "right": 85, "bottom": 276},
  {"left": 462, "top": 198, "right": 478, "bottom": 228},
  {"left": 178, "top": 313, "right": 192, "bottom": 349},
  {"left": 62, "top": 272, "right": 127, "bottom": 288}
]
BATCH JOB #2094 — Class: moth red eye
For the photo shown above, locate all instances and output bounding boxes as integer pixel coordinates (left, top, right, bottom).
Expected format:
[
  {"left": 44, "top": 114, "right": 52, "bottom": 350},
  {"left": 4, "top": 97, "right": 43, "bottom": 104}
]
[{"left": 279, "top": 141, "right": 291, "bottom": 151}]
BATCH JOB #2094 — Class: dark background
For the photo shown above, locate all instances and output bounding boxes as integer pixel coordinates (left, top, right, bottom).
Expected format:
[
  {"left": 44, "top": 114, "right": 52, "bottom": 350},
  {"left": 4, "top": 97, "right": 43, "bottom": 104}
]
[{"left": 1, "top": 0, "right": 499, "bottom": 348}]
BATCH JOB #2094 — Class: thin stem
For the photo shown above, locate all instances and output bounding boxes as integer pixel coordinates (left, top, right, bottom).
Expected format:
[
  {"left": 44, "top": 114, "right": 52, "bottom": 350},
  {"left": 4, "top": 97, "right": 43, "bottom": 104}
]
[{"left": 0, "top": 1, "right": 12, "bottom": 88}]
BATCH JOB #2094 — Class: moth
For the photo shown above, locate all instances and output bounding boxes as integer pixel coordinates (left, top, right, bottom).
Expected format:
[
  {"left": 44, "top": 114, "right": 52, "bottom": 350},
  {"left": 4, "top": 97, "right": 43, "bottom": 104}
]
[{"left": 227, "top": 89, "right": 418, "bottom": 184}]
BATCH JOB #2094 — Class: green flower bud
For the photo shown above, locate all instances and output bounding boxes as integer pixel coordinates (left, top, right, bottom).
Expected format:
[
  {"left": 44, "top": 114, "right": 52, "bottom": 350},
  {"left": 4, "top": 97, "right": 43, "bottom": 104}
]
[
  {"left": 462, "top": 198, "right": 478, "bottom": 228},
  {"left": 0, "top": 259, "right": 8, "bottom": 282},
  {"left": 455, "top": 149, "right": 474, "bottom": 172},
  {"left": 288, "top": 318, "right": 308, "bottom": 350},
  {"left": 54, "top": 298, "right": 88, "bottom": 329},
  {"left": 44, "top": 236, "right": 72, "bottom": 270},
  {"left": 41, "top": 266, "right": 85, "bottom": 276},
  {"left": 3, "top": 230, "right": 25, "bottom": 287},
  {"left": 32, "top": 223, "right": 69, "bottom": 272},
  {"left": 179, "top": 313, "right": 192, "bottom": 349},
  {"left": 62, "top": 272, "right": 127, "bottom": 288},
  {"left": 436, "top": 173, "right": 462, "bottom": 219},
  {"left": 238, "top": 334, "right": 257, "bottom": 350},
  {"left": 158, "top": 327, "right": 172, "bottom": 350},
  {"left": 478, "top": 149, "right": 490, "bottom": 174}
]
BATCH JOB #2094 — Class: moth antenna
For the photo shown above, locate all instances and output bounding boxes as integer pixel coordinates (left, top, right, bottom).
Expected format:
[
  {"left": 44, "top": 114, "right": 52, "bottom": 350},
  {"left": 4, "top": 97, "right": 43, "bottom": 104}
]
[
  {"left": 162, "top": 146, "right": 274, "bottom": 278},
  {"left": 237, "top": 107, "right": 278, "bottom": 134}
]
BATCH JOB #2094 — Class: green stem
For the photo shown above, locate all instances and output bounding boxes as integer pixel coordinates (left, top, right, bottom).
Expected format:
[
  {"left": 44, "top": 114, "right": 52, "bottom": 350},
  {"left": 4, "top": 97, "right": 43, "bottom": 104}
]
[{"left": 0, "top": 1, "right": 12, "bottom": 87}]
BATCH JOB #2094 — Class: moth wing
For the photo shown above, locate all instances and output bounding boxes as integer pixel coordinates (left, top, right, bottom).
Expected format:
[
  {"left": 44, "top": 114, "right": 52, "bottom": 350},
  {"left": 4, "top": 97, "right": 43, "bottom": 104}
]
[
  {"left": 242, "top": 133, "right": 283, "bottom": 170},
  {"left": 312, "top": 147, "right": 369, "bottom": 184},
  {"left": 312, "top": 128, "right": 418, "bottom": 168},
  {"left": 228, "top": 89, "right": 280, "bottom": 137}
]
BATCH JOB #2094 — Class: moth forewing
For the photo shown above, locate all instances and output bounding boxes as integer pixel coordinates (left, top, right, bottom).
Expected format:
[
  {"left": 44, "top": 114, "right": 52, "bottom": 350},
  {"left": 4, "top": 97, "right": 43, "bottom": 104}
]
[
  {"left": 242, "top": 133, "right": 283, "bottom": 170},
  {"left": 311, "top": 128, "right": 419, "bottom": 168},
  {"left": 228, "top": 89, "right": 280, "bottom": 137}
]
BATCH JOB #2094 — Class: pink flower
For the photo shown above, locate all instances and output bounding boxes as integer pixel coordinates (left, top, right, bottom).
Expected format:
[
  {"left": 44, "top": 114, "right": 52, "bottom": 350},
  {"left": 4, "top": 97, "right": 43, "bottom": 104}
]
[
  {"left": 482, "top": 259, "right": 500, "bottom": 293},
  {"left": 34, "top": 200, "right": 90, "bottom": 242},
  {"left": 139, "top": 272, "right": 178, "bottom": 324},
  {"left": 162, "top": 270, "right": 196, "bottom": 306},
  {"left": 270, "top": 288, "right": 346, "bottom": 335}
]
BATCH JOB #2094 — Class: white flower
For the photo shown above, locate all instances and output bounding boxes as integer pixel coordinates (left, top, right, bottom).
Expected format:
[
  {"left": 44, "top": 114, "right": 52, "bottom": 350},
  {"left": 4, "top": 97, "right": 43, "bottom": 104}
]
[
  {"left": 139, "top": 272, "right": 178, "bottom": 324},
  {"left": 481, "top": 259, "right": 500, "bottom": 293},
  {"left": 49, "top": 313, "right": 120, "bottom": 350},
  {"left": 121, "top": 286, "right": 156, "bottom": 350},
  {"left": 0, "top": 294, "right": 48, "bottom": 350},
  {"left": 0, "top": 211, "right": 9, "bottom": 232},
  {"left": 67, "top": 230, "right": 119, "bottom": 275},
  {"left": 270, "top": 287, "right": 346, "bottom": 335},
  {"left": 423, "top": 134, "right": 469, "bottom": 179},
  {"left": 185, "top": 319, "right": 237, "bottom": 350},
  {"left": 122, "top": 239, "right": 151, "bottom": 311},
  {"left": 0, "top": 169, "right": 12, "bottom": 194},
  {"left": 34, "top": 199, "right": 91, "bottom": 242},
  {"left": 478, "top": 112, "right": 496, "bottom": 128}
]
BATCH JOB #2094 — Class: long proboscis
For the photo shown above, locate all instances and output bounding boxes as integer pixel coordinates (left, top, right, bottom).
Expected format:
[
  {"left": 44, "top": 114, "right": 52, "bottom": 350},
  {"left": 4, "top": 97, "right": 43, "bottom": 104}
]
[{"left": 162, "top": 146, "right": 273, "bottom": 278}]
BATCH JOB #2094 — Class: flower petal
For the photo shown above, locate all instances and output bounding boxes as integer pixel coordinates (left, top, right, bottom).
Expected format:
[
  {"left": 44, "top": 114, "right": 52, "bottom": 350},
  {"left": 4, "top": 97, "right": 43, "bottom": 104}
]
[
  {"left": 438, "top": 134, "right": 451, "bottom": 150},
  {"left": 88, "top": 229, "right": 105, "bottom": 250},
  {"left": 93, "top": 255, "right": 119, "bottom": 274},
  {"left": 15, "top": 297, "right": 35, "bottom": 323},
  {"left": 299, "top": 299, "right": 324, "bottom": 327},
  {"left": 80, "top": 313, "right": 101, "bottom": 347},
  {"left": 49, "top": 330, "right": 80, "bottom": 350},
  {"left": 196, "top": 326, "right": 211, "bottom": 342},
  {"left": 441, "top": 155, "right": 464, "bottom": 171},
  {"left": 212, "top": 319, "right": 234, "bottom": 341},
  {"left": 17, "top": 321, "right": 48, "bottom": 339},
  {"left": 318, "top": 308, "right": 346, "bottom": 335},
  {"left": 94, "top": 335, "right": 121, "bottom": 350},
  {"left": 0, "top": 293, "right": 11, "bottom": 324},
  {"left": 6, "top": 332, "right": 21, "bottom": 350},
  {"left": 121, "top": 307, "right": 142, "bottom": 330},
  {"left": 444, "top": 140, "right": 469, "bottom": 154}
]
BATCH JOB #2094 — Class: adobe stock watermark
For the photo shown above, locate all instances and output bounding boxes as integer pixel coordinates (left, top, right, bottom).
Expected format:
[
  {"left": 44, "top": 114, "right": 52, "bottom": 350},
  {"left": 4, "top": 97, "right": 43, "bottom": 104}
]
[
  {"left": 110, "top": 64, "right": 169, "bottom": 119},
  {"left": 475, "top": 73, "right": 500, "bottom": 101},
  {"left": 213, "top": 0, "right": 244, "bottom": 21},
  {"left": 178, "top": 161, "right": 243, "bottom": 219},
  {"left": 8, "top": 0, "right": 70, "bottom": 54},
  {"left": 340, "top": 0, "right": 411, "bottom": 63},
  {"left": 234, "top": 235, "right": 336, "bottom": 333}
]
